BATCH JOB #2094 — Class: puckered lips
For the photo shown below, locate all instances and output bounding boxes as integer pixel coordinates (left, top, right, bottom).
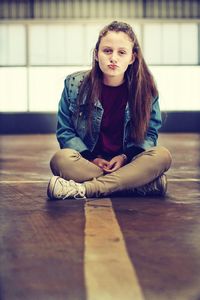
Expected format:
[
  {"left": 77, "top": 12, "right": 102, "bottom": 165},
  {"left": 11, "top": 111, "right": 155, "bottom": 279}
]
[{"left": 108, "top": 64, "right": 118, "bottom": 70}]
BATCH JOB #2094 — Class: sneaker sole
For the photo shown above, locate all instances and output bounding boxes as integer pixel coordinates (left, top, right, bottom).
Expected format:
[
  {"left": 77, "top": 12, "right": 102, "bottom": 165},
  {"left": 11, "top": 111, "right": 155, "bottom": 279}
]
[
  {"left": 47, "top": 176, "right": 60, "bottom": 200},
  {"left": 160, "top": 174, "right": 167, "bottom": 196}
]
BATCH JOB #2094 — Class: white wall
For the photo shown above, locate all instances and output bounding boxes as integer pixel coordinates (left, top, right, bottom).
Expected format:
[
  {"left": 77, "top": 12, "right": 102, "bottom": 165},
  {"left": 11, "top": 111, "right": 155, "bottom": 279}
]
[
  {"left": 0, "top": 65, "right": 200, "bottom": 112},
  {"left": 151, "top": 66, "right": 200, "bottom": 111}
]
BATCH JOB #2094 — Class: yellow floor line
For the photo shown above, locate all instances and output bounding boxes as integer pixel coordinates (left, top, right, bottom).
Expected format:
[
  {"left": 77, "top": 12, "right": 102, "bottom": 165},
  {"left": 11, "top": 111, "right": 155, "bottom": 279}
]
[
  {"left": 0, "top": 180, "right": 48, "bottom": 183},
  {"left": 168, "top": 178, "right": 200, "bottom": 182},
  {"left": 84, "top": 198, "right": 144, "bottom": 300}
]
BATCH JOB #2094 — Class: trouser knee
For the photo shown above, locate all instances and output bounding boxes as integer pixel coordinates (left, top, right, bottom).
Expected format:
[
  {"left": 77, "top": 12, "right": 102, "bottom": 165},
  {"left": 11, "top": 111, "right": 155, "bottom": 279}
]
[
  {"left": 154, "top": 146, "right": 172, "bottom": 171},
  {"left": 50, "top": 148, "right": 80, "bottom": 176}
]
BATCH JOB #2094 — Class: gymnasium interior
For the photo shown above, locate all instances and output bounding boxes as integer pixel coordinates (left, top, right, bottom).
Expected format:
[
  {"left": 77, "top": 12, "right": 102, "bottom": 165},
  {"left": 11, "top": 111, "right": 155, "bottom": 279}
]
[{"left": 0, "top": 1, "right": 200, "bottom": 299}]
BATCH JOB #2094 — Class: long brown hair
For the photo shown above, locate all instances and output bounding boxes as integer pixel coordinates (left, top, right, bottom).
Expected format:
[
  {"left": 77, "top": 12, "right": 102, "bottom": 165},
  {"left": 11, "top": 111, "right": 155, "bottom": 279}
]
[{"left": 78, "top": 21, "right": 158, "bottom": 143}]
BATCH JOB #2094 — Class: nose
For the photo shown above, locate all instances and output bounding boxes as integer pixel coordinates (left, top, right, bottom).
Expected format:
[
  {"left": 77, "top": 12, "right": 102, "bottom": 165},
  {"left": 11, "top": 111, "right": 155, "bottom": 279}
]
[{"left": 110, "top": 52, "right": 118, "bottom": 63}]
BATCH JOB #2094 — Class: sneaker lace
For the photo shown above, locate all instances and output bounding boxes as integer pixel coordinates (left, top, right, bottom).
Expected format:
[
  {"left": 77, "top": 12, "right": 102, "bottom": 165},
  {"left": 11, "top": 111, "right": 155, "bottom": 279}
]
[{"left": 58, "top": 179, "right": 86, "bottom": 199}]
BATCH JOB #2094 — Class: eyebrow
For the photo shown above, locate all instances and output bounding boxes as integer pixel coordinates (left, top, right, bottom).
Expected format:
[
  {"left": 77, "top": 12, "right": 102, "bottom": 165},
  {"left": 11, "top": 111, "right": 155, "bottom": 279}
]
[{"left": 102, "top": 46, "right": 129, "bottom": 50}]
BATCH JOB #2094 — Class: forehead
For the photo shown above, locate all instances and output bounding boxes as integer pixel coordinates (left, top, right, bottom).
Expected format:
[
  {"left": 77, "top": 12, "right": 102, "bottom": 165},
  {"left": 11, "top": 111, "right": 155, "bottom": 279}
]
[{"left": 99, "top": 31, "right": 133, "bottom": 48}]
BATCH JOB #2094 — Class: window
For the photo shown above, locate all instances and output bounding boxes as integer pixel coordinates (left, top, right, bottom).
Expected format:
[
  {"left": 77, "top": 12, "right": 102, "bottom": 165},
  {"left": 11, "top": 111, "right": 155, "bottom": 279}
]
[
  {"left": 0, "top": 25, "right": 26, "bottom": 66},
  {"left": 29, "top": 24, "right": 85, "bottom": 65},
  {"left": 0, "top": 68, "right": 27, "bottom": 111},
  {"left": 143, "top": 24, "right": 162, "bottom": 64},
  {"left": 143, "top": 23, "right": 198, "bottom": 65},
  {"left": 0, "top": 21, "right": 199, "bottom": 112}
]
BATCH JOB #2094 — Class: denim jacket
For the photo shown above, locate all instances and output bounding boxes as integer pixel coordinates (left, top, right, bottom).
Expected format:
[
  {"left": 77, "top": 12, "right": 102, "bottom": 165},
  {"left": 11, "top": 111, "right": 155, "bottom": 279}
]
[{"left": 57, "top": 70, "right": 162, "bottom": 153}]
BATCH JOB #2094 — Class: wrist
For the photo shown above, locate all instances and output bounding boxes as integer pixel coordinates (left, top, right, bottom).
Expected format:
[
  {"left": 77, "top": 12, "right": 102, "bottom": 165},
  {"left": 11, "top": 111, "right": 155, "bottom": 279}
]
[{"left": 120, "top": 153, "right": 127, "bottom": 163}]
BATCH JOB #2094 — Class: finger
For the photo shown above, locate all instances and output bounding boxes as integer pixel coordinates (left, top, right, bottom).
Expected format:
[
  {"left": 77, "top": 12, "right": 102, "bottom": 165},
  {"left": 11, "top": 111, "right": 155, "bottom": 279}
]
[
  {"left": 103, "top": 164, "right": 118, "bottom": 173},
  {"left": 107, "top": 161, "right": 116, "bottom": 169},
  {"left": 107, "top": 162, "right": 121, "bottom": 172},
  {"left": 105, "top": 167, "right": 117, "bottom": 172},
  {"left": 99, "top": 163, "right": 105, "bottom": 169},
  {"left": 109, "top": 161, "right": 119, "bottom": 169},
  {"left": 103, "top": 160, "right": 110, "bottom": 168},
  {"left": 103, "top": 162, "right": 112, "bottom": 169},
  {"left": 99, "top": 161, "right": 110, "bottom": 169}
]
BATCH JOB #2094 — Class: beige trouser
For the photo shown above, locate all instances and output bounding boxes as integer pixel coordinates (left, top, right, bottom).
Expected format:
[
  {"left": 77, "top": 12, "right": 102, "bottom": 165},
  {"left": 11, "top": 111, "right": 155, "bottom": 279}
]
[{"left": 50, "top": 146, "right": 172, "bottom": 198}]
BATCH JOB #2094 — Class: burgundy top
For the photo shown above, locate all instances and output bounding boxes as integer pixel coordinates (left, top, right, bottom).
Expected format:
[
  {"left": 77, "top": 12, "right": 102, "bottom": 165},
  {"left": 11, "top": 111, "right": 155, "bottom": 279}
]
[{"left": 93, "top": 82, "right": 128, "bottom": 158}]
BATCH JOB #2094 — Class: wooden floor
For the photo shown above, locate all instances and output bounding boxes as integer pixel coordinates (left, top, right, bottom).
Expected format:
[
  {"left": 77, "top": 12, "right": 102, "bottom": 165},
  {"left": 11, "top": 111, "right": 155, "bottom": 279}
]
[{"left": 0, "top": 133, "right": 200, "bottom": 300}]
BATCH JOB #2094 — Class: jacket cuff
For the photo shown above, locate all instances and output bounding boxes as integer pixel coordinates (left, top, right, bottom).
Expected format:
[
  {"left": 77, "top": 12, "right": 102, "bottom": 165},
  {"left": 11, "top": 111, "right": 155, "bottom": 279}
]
[
  {"left": 124, "top": 146, "right": 144, "bottom": 162},
  {"left": 80, "top": 150, "right": 96, "bottom": 161}
]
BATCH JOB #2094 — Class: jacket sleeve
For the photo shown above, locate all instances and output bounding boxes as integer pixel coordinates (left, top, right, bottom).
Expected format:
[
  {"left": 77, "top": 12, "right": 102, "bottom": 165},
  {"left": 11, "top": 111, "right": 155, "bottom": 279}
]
[
  {"left": 56, "top": 77, "right": 89, "bottom": 152},
  {"left": 139, "top": 96, "right": 162, "bottom": 150}
]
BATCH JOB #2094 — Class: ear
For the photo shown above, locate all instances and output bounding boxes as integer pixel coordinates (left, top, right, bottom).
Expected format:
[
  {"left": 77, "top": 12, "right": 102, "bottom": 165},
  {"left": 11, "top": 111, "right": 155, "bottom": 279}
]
[{"left": 129, "top": 53, "right": 136, "bottom": 65}]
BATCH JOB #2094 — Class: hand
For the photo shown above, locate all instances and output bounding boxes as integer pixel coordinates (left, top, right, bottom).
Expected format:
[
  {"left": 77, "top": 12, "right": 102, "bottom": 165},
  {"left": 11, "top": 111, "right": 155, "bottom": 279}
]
[
  {"left": 103, "top": 155, "right": 126, "bottom": 173},
  {"left": 92, "top": 157, "right": 110, "bottom": 170}
]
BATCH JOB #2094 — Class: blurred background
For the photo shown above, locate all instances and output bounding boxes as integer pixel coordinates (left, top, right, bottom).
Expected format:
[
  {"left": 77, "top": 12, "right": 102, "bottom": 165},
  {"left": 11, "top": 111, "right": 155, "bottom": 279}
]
[{"left": 0, "top": 0, "right": 199, "bottom": 134}]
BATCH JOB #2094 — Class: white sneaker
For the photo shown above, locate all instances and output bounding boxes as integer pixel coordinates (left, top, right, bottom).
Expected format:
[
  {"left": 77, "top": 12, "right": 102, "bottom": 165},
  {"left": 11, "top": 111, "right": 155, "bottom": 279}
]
[
  {"left": 47, "top": 176, "right": 86, "bottom": 200},
  {"left": 135, "top": 174, "right": 167, "bottom": 197}
]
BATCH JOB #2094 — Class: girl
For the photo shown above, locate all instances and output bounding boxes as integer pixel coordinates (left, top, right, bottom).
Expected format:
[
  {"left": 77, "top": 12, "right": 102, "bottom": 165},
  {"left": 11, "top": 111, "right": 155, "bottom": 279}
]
[{"left": 47, "top": 21, "right": 172, "bottom": 200}]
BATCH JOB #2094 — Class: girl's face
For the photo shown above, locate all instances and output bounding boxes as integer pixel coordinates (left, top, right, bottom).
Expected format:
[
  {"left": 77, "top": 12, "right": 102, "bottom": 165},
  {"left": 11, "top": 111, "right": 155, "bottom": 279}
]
[{"left": 96, "top": 31, "right": 135, "bottom": 86}]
